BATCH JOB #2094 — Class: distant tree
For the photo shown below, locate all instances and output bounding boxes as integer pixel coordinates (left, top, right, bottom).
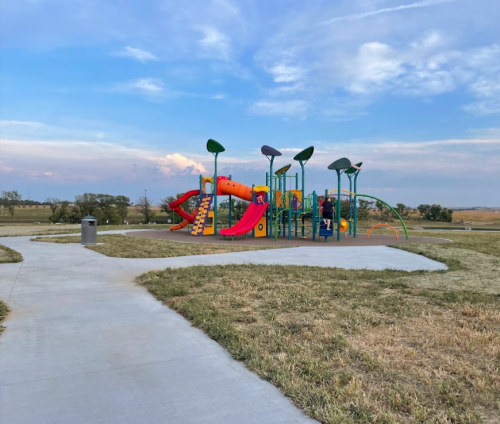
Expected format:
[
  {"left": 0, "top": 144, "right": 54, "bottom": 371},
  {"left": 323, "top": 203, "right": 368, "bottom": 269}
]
[
  {"left": 429, "top": 204, "right": 442, "bottom": 221},
  {"left": 75, "top": 193, "right": 99, "bottom": 218},
  {"left": 357, "top": 199, "right": 374, "bottom": 220},
  {"left": 95, "top": 194, "right": 120, "bottom": 224},
  {"left": 440, "top": 208, "right": 453, "bottom": 222},
  {"left": 1, "top": 190, "right": 22, "bottom": 220},
  {"left": 233, "top": 199, "right": 249, "bottom": 220},
  {"left": 114, "top": 195, "right": 130, "bottom": 223},
  {"left": 136, "top": 195, "right": 156, "bottom": 223},
  {"left": 395, "top": 203, "right": 406, "bottom": 216},
  {"left": 375, "top": 200, "right": 385, "bottom": 218},
  {"left": 46, "top": 198, "right": 61, "bottom": 219},
  {"left": 417, "top": 204, "right": 432, "bottom": 220},
  {"left": 49, "top": 201, "right": 73, "bottom": 223}
]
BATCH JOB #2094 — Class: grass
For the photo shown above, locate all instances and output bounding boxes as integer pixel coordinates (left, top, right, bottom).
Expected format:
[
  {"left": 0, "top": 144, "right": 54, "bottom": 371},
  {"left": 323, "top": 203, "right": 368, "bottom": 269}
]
[
  {"left": 0, "top": 300, "right": 9, "bottom": 335},
  {"left": 31, "top": 234, "right": 286, "bottom": 258},
  {"left": 0, "top": 244, "right": 24, "bottom": 263},
  {"left": 138, "top": 231, "right": 500, "bottom": 423}
]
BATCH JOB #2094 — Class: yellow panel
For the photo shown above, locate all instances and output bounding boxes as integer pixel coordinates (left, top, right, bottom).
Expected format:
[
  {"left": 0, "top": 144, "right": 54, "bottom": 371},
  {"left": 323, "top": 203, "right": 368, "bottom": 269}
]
[
  {"left": 253, "top": 185, "right": 269, "bottom": 193},
  {"left": 254, "top": 216, "right": 266, "bottom": 237},
  {"left": 275, "top": 190, "right": 283, "bottom": 207},
  {"left": 284, "top": 190, "right": 302, "bottom": 208},
  {"left": 203, "top": 211, "right": 215, "bottom": 235}
]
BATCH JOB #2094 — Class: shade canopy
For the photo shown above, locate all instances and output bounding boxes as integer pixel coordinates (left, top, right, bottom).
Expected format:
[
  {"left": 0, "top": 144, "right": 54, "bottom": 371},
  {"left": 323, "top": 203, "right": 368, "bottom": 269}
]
[
  {"left": 261, "top": 145, "right": 282, "bottom": 157},
  {"left": 274, "top": 164, "right": 292, "bottom": 176},
  {"left": 345, "top": 162, "right": 363, "bottom": 175},
  {"left": 328, "top": 157, "right": 352, "bottom": 171},
  {"left": 293, "top": 146, "right": 314, "bottom": 163},
  {"left": 206, "top": 139, "right": 225, "bottom": 154}
]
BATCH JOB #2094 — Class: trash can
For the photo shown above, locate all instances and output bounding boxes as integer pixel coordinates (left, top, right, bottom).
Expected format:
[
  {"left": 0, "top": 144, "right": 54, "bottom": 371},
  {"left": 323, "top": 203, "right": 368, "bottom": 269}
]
[{"left": 81, "top": 215, "right": 97, "bottom": 245}]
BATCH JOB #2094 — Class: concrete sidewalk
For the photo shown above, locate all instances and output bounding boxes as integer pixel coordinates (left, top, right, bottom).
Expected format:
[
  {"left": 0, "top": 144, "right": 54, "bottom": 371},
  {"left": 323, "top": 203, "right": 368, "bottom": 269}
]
[{"left": 0, "top": 235, "right": 446, "bottom": 424}]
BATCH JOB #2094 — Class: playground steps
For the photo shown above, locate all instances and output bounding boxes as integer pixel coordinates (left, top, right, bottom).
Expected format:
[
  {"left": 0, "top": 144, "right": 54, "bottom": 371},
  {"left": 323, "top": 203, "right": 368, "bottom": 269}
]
[
  {"left": 190, "top": 194, "right": 214, "bottom": 236},
  {"left": 319, "top": 220, "right": 334, "bottom": 238}
]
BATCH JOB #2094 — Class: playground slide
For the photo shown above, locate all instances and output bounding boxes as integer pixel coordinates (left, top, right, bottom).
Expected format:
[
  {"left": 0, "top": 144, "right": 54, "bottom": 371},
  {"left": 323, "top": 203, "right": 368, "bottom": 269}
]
[
  {"left": 220, "top": 202, "right": 269, "bottom": 237},
  {"left": 168, "top": 189, "right": 200, "bottom": 224},
  {"left": 169, "top": 208, "right": 198, "bottom": 231}
]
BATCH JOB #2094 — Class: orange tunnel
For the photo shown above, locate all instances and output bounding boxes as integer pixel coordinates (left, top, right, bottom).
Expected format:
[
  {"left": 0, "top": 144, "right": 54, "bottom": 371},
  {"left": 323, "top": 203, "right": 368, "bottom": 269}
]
[{"left": 217, "top": 180, "right": 253, "bottom": 202}]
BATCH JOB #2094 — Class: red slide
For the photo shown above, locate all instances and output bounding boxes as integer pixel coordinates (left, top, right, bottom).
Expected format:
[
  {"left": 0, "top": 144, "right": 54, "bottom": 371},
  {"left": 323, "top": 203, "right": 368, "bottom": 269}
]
[
  {"left": 168, "top": 190, "right": 200, "bottom": 224},
  {"left": 169, "top": 208, "right": 198, "bottom": 231},
  {"left": 220, "top": 202, "right": 269, "bottom": 237}
]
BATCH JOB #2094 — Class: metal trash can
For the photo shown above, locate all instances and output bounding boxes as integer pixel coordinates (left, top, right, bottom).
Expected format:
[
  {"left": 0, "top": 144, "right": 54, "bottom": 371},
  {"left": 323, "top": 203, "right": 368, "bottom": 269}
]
[{"left": 81, "top": 215, "right": 97, "bottom": 245}]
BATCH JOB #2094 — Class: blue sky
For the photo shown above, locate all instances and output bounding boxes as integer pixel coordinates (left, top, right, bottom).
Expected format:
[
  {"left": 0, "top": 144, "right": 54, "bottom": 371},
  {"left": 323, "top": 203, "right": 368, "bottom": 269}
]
[{"left": 1, "top": 0, "right": 499, "bottom": 207}]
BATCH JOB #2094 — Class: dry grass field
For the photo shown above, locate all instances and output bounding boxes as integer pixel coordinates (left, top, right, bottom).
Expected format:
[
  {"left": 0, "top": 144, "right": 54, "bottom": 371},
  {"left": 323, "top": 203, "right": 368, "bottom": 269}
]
[
  {"left": 31, "top": 234, "right": 285, "bottom": 258},
  {"left": 453, "top": 210, "right": 500, "bottom": 226},
  {"left": 0, "top": 301, "right": 9, "bottom": 335},
  {"left": 138, "top": 231, "right": 500, "bottom": 423},
  {"left": 0, "top": 245, "right": 24, "bottom": 263}
]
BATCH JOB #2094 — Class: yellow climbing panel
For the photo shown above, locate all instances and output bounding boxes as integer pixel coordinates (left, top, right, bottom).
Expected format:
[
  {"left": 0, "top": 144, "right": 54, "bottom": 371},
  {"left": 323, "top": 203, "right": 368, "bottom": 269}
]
[{"left": 190, "top": 194, "right": 213, "bottom": 236}]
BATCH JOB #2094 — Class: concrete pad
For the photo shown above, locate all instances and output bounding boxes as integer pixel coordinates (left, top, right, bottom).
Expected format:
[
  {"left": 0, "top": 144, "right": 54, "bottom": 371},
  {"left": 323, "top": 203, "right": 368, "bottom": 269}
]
[{"left": 0, "top": 234, "right": 446, "bottom": 424}]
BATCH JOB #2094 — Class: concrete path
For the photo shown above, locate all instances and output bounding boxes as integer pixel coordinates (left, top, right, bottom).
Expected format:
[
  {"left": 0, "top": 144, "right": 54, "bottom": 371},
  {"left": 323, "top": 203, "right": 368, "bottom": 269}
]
[{"left": 0, "top": 235, "right": 446, "bottom": 424}]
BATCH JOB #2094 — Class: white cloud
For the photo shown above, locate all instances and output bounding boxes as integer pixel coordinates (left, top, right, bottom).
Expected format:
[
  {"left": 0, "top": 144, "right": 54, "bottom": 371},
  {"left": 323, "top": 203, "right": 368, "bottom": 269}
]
[
  {"left": 197, "top": 26, "right": 231, "bottom": 61},
  {"left": 114, "top": 78, "right": 164, "bottom": 96},
  {"left": 211, "top": 93, "right": 226, "bottom": 99},
  {"left": 0, "top": 120, "right": 44, "bottom": 127},
  {"left": 318, "top": 0, "right": 457, "bottom": 25},
  {"left": 0, "top": 139, "right": 208, "bottom": 182},
  {"left": 268, "top": 64, "right": 304, "bottom": 83},
  {"left": 155, "top": 153, "right": 206, "bottom": 176},
  {"left": 116, "top": 46, "right": 158, "bottom": 63},
  {"left": 249, "top": 100, "right": 309, "bottom": 118}
]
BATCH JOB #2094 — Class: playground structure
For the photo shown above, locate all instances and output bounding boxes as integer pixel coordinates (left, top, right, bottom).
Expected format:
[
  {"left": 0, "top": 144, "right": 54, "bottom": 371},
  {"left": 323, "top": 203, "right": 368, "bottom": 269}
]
[{"left": 168, "top": 139, "right": 409, "bottom": 242}]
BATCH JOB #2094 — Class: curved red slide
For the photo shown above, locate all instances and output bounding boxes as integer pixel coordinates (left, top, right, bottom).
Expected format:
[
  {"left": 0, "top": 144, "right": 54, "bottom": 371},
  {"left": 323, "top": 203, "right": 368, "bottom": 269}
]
[
  {"left": 169, "top": 208, "right": 198, "bottom": 231},
  {"left": 168, "top": 190, "right": 200, "bottom": 224},
  {"left": 220, "top": 202, "right": 269, "bottom": 237}
]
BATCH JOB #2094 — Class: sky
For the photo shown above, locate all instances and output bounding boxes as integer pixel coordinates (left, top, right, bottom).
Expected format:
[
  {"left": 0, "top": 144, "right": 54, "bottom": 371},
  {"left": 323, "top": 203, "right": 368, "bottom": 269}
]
[{"left": 1, "top": 0, "right": 499, "bottom": 207}]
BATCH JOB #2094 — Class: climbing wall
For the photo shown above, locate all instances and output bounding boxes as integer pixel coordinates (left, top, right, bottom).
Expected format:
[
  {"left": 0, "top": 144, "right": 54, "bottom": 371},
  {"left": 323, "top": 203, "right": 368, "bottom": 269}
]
[{"left": 190, "top": 194, "right": 214, "bottom": 236}]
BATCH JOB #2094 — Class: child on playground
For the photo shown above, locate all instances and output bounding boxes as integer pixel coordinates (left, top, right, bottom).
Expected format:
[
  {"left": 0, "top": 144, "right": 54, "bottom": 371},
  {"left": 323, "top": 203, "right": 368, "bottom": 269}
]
[{"left": 322, "top": 197, "right": 334, "bottom": 230}]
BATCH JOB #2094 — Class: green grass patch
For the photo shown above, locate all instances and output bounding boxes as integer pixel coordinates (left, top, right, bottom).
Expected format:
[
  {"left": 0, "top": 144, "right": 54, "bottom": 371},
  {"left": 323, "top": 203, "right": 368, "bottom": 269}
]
[
  {"left": 0, "top": 244, "right": 23, "bottom": 263},
  {"left": 0, "top": 300, "right": 9, "bottom": 334},
  {"left": 138, "top": 231, "right": 500, "bottom": 423},
  {"left": 31, "top": 234, "right": 286, "bottom": 258}
]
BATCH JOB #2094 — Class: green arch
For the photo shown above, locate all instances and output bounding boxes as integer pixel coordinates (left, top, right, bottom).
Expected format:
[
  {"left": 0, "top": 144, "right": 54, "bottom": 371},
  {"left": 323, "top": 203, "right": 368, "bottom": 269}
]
[{"left": 356, "top": 194, "right": 409, "bottom": 240}]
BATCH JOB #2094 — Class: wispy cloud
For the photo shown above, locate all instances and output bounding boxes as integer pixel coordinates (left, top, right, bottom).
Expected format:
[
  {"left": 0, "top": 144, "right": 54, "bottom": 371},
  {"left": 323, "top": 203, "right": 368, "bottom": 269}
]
[
  {"left": 113, "top": 78, "right": 164, "bottom": 97},
  {"left": 197, "top": 26, "right": 231, "bottom": 61},
  {"left": 318, "top": 0, "right": 457, "bottom": 25},
  {"left": 115, "top": 46, "right": 158, "bottom": 63},
  {"left": 249, "top": 100, "right": 309, "bottom": 118}
]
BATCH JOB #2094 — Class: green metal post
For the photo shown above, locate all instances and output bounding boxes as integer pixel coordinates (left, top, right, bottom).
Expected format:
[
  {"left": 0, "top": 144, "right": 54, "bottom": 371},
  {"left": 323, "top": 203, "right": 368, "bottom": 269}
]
[
  {"left": 288, "top": 191, "right": 292, "bottom": 240},
  {"left": 269, "top": 157, "right": 275, "bottom": 238},
  {"left": 312, "top": 191, "right": 317, "bottom": 241},
  {"left": 214, "top": 152, "right": 218, "bottom": 236},
  {"left": 282, "top": 172, "right": 287, "bottom": 237},
  {"left": 354, "top": 172, "right": 359, "bottom": 238},
  {"left": 336, "top": 170, "right": 341, "bottom": 242},
  {"left": 266, "top": 172, "right": 269, "bottom": 236},
  {"left": 295, "top": 171, "right": 299, "bottom": 237},
  {"left": 348, "top": 174, "right": 353, "bottom": 236}
]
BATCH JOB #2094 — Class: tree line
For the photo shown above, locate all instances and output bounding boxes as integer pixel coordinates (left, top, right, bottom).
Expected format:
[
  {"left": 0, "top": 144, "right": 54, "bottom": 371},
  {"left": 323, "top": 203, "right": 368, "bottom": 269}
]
[{"left": 1, "top": 189, "right": 453, "bottom": 224}]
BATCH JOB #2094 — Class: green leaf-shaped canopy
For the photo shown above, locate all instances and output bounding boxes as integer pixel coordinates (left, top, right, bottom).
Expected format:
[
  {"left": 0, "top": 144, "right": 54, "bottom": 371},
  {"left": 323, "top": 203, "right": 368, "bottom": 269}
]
[
  {"left": 328, "top": 157, "right": 351, "bottom": 170},
  {"left": 345, "top": 162, "right": 363, "bottom": 174},
  {"left": 207, "top": 139, "right": 226, "bottom": 154},
  {"left": 293, "top": 146, "right": 314, "bottom": 163}
]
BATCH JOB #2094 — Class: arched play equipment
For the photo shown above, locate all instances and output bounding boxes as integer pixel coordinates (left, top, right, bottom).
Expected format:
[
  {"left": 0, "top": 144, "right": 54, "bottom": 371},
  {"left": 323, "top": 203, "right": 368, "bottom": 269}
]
[
  {"left": 167, "top": 139, "right": 409, "bottom": 242},
  {"left": 367, "top": 224, "right": 399, "bottom": 239}
]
